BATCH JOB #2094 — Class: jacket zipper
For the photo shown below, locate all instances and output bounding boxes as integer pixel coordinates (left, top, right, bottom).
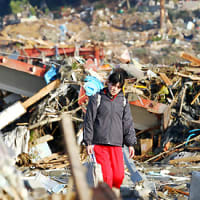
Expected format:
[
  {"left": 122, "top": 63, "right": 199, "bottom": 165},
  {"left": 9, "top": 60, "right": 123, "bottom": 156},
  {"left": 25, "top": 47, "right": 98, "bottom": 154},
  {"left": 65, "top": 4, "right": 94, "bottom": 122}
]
[{"left": 108, "top": 100, "right": 113, "bottom": 144}]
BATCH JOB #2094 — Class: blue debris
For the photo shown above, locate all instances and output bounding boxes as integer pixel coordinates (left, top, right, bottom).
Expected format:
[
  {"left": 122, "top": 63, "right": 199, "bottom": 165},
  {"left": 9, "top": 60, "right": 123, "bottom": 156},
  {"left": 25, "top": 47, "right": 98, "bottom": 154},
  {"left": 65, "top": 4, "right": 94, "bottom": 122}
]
[
  {"left": 44, "top": 64, "right": 59, "bottom": 84},
  {"left": 185, "top": 129, "right": 200, "bottom": 145},
  {"left": 8, "top": 50, "right": 19, "bottom": 60},
  {"left": 59, "top": 23, "right": 68, "bottom": 41},
  {"left": 123, "top": 146, "right": 143, "bottom": 184},
  {"left": 84, "top": 76, "right": 103, "bottom": 96}
]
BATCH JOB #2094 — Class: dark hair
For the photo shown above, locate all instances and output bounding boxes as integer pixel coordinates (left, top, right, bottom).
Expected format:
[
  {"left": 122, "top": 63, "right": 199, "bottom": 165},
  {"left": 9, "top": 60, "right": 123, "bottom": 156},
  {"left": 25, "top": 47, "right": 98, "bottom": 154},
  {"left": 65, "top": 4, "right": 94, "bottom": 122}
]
[{"left": 108, "top": 68, "right": 128, "bottom": 88}]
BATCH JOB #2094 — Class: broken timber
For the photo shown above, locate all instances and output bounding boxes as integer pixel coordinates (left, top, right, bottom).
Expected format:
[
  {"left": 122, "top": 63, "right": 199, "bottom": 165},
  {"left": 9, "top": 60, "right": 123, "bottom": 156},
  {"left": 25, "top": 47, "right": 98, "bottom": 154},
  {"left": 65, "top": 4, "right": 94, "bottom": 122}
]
[
  {"left": 61, "top": 114, "right": 119, "bottom": 200},
  {"left": 159, "top": 73, "right": 172, "bottom": 86},
  {"left": 174, "top": 72, "right": 200, "bottom": 81},
  {"left": 191, "top": 91, "right": 200, "bottom": 105},
  {"left": 169, "top": 155, "right": 200, "bottom": 165},
  {"left": 28, "top": 106, "right": 83, "bottom": 130},
  {"left": 144, "top": 134, "right": 200, "bottom": 163},
  {"left": 61, "top": 113, "right": 92, "bottom": 200},
  {"left": 180, "top": 52, "right": 200, "bottom": 66},
  {"left": 164, "top": 186, "right": 189, "bottom": 196},
  {"left": 0, "top": 79, "right": 60, "bottom": 130}
]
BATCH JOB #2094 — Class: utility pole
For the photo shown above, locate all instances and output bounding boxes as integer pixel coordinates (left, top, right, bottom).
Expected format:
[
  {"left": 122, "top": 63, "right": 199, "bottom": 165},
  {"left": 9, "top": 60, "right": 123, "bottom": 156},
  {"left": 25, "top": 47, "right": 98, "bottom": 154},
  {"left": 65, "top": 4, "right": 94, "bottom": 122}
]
[
  {"left": 160, "top": 0, "right": 165, "bottom": 36},
  {"left": 127, "top": 0, "right": 131, "bottom": 9}
]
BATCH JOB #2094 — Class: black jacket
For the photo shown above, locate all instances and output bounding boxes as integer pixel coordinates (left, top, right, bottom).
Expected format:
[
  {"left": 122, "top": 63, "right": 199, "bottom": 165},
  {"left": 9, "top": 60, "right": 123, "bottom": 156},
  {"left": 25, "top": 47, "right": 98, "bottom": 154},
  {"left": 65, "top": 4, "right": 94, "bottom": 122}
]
[{"left": 83, "top": 88, "right": 137, "bottom": 147}]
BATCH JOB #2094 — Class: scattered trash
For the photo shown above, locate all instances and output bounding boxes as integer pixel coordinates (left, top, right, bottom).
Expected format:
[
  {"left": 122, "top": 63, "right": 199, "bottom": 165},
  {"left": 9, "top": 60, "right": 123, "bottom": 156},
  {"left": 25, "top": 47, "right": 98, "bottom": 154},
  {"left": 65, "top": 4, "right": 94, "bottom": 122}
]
[{"left": 0, "top": 1, "right": 200, "bottom": 199}]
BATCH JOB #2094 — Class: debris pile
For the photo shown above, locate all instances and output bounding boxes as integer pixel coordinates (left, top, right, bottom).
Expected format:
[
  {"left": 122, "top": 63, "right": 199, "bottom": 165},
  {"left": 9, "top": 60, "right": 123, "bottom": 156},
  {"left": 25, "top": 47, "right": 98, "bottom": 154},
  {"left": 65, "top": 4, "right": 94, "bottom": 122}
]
[{"left": 0, "top": 1, "right": 200, "bottom": 199}]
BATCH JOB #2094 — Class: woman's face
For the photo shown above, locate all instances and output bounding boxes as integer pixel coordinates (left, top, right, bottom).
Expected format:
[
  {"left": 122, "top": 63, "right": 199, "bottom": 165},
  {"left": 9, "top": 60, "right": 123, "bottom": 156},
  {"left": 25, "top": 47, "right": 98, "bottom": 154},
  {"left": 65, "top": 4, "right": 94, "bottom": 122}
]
[{"left": 108, "top": 82, "right": 121, "bottom": 96}]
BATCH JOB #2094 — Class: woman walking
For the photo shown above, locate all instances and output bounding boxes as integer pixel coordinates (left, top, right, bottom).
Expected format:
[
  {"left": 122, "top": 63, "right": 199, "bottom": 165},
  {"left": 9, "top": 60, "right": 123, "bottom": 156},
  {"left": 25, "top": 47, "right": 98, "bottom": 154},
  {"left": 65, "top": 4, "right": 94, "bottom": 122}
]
[{"left": 83, "top": 68, "right": 137, "bottom": 196}]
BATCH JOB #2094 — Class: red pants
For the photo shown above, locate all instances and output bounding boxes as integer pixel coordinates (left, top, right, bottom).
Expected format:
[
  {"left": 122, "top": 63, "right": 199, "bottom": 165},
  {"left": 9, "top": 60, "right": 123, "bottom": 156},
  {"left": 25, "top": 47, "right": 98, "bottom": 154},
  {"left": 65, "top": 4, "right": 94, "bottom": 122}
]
[{"left": 93, "top": 145, "right": 124, "bottom": 188}]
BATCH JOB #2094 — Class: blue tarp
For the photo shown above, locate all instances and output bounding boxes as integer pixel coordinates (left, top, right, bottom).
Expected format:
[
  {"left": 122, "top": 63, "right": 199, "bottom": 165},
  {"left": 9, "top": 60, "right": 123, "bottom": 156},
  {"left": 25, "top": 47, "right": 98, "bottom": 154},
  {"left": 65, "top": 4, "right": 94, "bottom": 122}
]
[
  {"left": 44, "top": 64, "right": 59, "bottom": 84},
  {"left": 84, "top": 76, "right": 104, "bottom": 96}
]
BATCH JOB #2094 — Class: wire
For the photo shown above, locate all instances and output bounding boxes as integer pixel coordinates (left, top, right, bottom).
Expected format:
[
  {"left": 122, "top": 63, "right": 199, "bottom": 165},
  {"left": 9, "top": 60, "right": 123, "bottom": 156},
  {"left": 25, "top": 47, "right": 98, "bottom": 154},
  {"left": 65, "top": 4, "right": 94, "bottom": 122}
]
[{"left": 185, "top": 129, "right": 200, "bottom": 145}]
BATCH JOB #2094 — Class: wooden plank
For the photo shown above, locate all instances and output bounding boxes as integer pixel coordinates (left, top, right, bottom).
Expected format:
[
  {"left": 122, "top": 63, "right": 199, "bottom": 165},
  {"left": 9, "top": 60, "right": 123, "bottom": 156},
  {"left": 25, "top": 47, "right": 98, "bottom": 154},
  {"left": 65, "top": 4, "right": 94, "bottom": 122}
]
[
  {"left": 0, "top": 101, "right": 26, "bottom": 130},
  {"left": 169, "top": 155, "right": 200, "bottom": 165},
  {"left": 185, "top": 147, "right": 200, "bottom": 151},
  {"left": 185, "top": 67, "right": 200, "bottom": 74},
  {"left": 191, "top": 91, "right": 200, "bottom": 105},
  {"left": 61, "top": 114, "right": 92, "bottom": 200},
  {"left": 22, "top": 79, "right": 60, "bottom": 109},
  {"left": 32, "top": 135, "right": 53, "bottom": 146},
  {"left": 136, "top": 126, "right": 159, "bottom": 137},
  {"left": 47, "top": 159, "right": 68, "bottom": 164},
  {"left": 174, "top": 72, "right": 200, "bottom": 81},
  {"left": 159, "top": 73, "right": 172, "bottom": 86},
  {"left": 36, "top": 153, "right": 60, "bottom": 163},
  {"left": 179, "top": 85, "right": 187, "bottom": 116},
  {"left": 164, "top": 186, "right": 189, "bottom": 196},
  {"left": 160, "top": 0, "right": 165, "bottom": 35},
  {"left": 180, "top": 52, "right": 200, "bottom": 66}
]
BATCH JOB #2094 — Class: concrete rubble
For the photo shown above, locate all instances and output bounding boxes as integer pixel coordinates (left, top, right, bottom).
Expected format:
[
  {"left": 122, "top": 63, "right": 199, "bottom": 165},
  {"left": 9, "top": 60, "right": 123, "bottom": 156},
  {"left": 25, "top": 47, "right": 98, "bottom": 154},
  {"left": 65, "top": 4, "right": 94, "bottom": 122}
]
[{"left": 0, "top": 0, "right": 200, "bottom": 199}]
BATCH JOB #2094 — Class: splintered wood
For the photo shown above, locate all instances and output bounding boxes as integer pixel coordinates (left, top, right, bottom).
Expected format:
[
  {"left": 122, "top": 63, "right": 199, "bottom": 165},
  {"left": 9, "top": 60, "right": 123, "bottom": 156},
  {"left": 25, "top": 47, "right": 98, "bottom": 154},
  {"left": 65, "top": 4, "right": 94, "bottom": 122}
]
[
  {"left": 169, "top": 155, "right": 200, "bottom": 165},
  {"left": 159, "top": 73, "right": 172, "bottom": 86},
  {"left": 61, "top": 114, "right": 92, "bottom": 200},
  {"left": 180, "top": 52, "right": 200, "bottom": 66},
  {"left": 164, "top": 186, "right": 189, "bottom": 196},
  {"left": 33, "top": 153, "right": 70, "bottom": 169}
]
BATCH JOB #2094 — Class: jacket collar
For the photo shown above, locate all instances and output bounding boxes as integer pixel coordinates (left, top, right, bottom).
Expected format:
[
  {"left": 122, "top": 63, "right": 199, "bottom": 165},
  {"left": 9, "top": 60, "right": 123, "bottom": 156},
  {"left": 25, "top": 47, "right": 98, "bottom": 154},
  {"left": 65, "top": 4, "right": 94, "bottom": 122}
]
[{"left": 101, "top": 87, "right": 123, "bottom": 101}]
